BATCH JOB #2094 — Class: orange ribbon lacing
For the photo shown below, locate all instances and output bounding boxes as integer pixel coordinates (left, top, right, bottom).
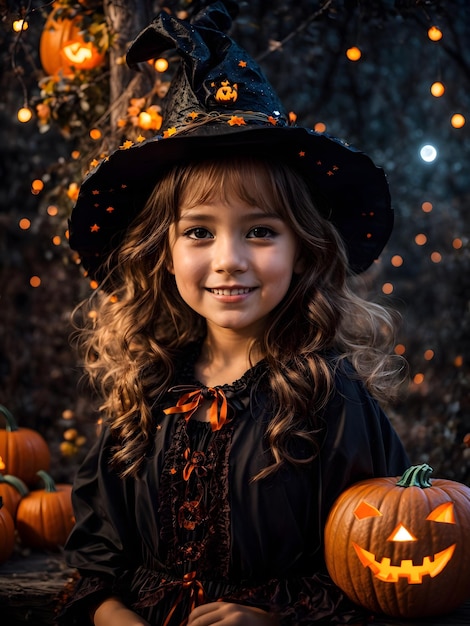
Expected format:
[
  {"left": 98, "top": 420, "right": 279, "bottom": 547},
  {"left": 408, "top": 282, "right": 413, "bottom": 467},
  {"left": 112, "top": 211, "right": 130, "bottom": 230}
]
[
  {"left": 164, "top": 386, "right": 228, "bottom": 432},
  {"left": 162, "top": 571, "right": 206, "bottom": 626}
]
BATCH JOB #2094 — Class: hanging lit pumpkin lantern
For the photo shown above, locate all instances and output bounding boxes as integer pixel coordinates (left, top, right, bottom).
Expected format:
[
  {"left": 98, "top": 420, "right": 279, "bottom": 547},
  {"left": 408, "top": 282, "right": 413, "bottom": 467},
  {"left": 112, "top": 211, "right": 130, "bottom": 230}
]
[
  {"left": 324, "top": 464, "right": 470, "bottom": 619},
  {"left": 39, "top": 2, "right": 106, "bottom": 76}
]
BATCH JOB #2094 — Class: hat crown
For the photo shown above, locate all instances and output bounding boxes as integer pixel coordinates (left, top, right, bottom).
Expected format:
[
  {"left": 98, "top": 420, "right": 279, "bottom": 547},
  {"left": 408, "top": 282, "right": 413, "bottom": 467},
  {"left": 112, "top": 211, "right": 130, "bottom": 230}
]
[{"left": 126, "top": 1, "right": 287, "bottom": 130}]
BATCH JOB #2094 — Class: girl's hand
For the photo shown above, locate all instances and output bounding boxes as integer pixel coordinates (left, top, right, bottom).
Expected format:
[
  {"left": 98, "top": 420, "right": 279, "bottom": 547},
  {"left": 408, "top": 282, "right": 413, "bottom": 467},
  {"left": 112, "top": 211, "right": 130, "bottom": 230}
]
[
  {"left": 187, "top": 601, "right": 280, "bottom": 625},
  {"left": 92, "top": 596, "right": 150, "bottom": 626}
]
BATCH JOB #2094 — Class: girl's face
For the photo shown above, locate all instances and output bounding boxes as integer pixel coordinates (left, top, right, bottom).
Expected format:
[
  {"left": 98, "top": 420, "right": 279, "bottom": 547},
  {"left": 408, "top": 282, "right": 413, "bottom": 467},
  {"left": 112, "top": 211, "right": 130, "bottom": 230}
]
[{"left": 168, "top": 192, "right": 302, "bottom": 342}]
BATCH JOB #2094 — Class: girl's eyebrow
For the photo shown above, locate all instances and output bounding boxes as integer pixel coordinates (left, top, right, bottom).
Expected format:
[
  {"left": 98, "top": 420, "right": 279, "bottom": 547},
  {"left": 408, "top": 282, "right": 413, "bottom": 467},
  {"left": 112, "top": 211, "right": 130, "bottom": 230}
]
[{"left": 178, "top": 209, "right": 283, "bottom": 221}]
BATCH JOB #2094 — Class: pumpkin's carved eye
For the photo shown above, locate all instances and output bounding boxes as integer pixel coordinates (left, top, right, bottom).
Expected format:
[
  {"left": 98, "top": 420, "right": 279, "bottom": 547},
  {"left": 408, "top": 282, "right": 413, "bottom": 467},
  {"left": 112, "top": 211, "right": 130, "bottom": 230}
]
[
  {"left": 354, "top": 501, "right": 382, "bottom": 520},
  {"left": 426, "top": 501, "right": 455, "bottom": 524}
]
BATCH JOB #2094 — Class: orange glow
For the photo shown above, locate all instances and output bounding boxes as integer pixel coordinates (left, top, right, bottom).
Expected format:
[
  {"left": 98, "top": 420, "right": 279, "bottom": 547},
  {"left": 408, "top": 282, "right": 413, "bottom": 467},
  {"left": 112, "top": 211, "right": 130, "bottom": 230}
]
[
  {"left": 138, "top": 111, "right": 153, "bottom": 129},
  {"left": 31, "top": 179, "right": 44, "bottom": 192},
  {"left": 67, "top": 182, "right": 79, "bottom": 201},
  {"left": 454, "top": 355, "right": 463, "bottom": 367},
  {"left": 18, "top": 107, "right": 32, "bottom": 123},
  {"left": 346, "top": 46, "right": 362, "bottom": 61},
  {"left": 90, "top": 128, "right": 102, "bottom": 140},
  {"left": 428, "top": 26, "right": 443, "bottom": 41},
  {"left": 47, "top": 205, "right": 59, "bottom": 216},
  {"left": 90, "top": 280, "right": 99, "bottom": 290},
  {"left": 413, "top": 373, "right": 425, "bottom": 385},
  {"left": 452, "top": 238, "right": 463, "bottom": 249},
  {"left": 391, "top": 255, "right": 403, "bottom": 267},
  {"left": 314, "top": 122, "right": 327, "bottom": 132},
  {"left": 382, "top": 283, "right": 394, "bottom": 294},
  {"left": 30, "top": 276, "right": 41, "bottom": 288},
  {"left": 387, "top": 523, "right": 417, "bottom": 542},
  {"left": 354, "top": 501, "right": 382, "bottom": 520},
  {"left": 424, "top": 350, "right": 435, "bottom": 361},
  {"left": 52, "top": 235, "right": 61, "bottom": 246},
  {"left": 451, "top": 113, "right": 465, "bottom": 128},
  {"left": 421, "top": 201, "right": 433, "bottom": 213},
  {"left": 426, "top": 502, "right": 455, "bottom": 524},
  {"left": 19, "top": 218, "right": 31, "bottom": 230},
  {"left": 430, "top": 251, "right": 442, "bottom": 263},
  {"left": 430, "top": 82, "right": 445, "bottom": 97},
  {"left": 394, "top": 344, "right": 406, "bottom": 355},
  {"left": 13, "top": 19, "right": 28, "bottom": 32},
  {"left": 71, "top": 150, "right": 80, "bottom": 159},
  {"left": 154, "top": 57, "right": 169, "bottom": 72},
  {"left": 415, "top": 233, "right": 427, "bottom": 245}
]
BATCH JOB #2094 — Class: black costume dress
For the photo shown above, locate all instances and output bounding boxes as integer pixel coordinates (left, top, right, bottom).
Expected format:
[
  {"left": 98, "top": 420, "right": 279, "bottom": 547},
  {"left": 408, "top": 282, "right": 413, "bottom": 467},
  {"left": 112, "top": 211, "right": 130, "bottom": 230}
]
[{"left": 59, "top": 348, "right": 409, "bottom": 625}]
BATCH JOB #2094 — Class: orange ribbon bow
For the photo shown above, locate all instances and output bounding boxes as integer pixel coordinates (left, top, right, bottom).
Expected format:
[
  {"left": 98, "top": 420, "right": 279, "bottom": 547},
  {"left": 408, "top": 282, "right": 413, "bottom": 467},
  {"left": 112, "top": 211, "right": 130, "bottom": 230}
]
[{"left": 164, "top": 386, "right": 228, "bottom": 432}]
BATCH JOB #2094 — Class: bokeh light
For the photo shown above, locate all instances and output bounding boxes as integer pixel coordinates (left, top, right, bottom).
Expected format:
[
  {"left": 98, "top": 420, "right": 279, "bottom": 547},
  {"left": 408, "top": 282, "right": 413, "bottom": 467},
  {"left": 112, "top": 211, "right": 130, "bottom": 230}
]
[
  {"left": 451, "top": 113, "right": 465, "bottom": 128},
  {"left": 427, "top": 26, "right": 443, "bottom": 41},
  {"left": 420, "top": 144, "right": 437, "bottom": 162},
  {"left": 430, "top": 81, "right": 445, "bottom": 97},
  {"left": 346, "top": 46, "right": 362, "bottom": 61}
]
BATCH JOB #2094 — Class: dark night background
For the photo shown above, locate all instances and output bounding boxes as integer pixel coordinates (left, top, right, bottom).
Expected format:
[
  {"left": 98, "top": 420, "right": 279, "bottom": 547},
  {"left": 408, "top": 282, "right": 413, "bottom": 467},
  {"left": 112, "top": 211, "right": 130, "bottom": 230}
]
[{"left": 0, "top": 0, "right": 469, "bottom": 485}]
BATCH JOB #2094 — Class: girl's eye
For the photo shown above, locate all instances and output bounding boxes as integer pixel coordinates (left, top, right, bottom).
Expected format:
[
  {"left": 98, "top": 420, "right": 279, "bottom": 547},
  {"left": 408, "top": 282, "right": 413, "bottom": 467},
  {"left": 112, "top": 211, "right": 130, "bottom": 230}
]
[
  {"left": 185, "top": 227, "right": 213, "bottom": 240},
  {"left": 247, "top": 226, "right": 276, "bottom": 239}
]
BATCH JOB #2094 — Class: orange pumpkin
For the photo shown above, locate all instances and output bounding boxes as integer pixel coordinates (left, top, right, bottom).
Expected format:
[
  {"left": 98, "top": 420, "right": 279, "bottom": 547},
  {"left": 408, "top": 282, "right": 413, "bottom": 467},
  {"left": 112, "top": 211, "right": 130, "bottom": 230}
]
[
  {"left": 0, "top": 405, "right": 51, "bottom": 486},
  {"left": 16, "top": 470, "right": 75, "bottom": 551},
  {"left": 0, "top": 473, "right": 29, "bottom": 519},
  {"left": 324, "top": 464, "right": 470, "bottom": 619},
  {"left": 39, "top": 3, "right": 106, "bottom": 76},
  {"left": 0, "top": 496, "right": 15, "bottom": 564}
]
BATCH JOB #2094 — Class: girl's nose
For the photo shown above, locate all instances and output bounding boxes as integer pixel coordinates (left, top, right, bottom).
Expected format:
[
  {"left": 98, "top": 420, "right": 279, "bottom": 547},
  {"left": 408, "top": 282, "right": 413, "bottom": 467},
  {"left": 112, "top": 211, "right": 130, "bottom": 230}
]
[{"left": 212, "top": 236, "right": 248, "bottom": 274}]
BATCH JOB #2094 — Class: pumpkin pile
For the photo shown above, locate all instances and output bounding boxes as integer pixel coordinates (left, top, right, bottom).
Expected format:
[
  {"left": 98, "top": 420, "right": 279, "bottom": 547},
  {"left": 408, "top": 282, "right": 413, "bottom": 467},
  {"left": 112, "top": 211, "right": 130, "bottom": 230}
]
[
  {"left": 324, "top": 464, "right": 470, "bottom": 619},
  {"left": 0, "top": 405, "right": 75, "bottom": 563}
]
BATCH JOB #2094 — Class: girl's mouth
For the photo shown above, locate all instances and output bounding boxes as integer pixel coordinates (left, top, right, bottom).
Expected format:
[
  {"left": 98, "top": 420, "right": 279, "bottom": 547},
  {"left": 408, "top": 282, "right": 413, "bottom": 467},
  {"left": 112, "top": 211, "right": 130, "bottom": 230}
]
[{"left": 207, "top": 287, "right": 254, "bottom": 296}]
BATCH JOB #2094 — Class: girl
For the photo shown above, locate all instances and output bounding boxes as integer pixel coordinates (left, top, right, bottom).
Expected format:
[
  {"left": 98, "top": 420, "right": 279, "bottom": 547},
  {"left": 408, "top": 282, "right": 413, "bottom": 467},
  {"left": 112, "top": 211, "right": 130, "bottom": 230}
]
[{"left": 60, "top": 4, "right": 409, "bottom": 626}]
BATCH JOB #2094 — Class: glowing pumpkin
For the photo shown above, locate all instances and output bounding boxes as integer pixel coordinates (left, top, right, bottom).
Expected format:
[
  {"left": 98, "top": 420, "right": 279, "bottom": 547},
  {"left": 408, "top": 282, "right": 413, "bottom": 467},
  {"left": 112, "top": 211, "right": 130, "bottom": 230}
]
[
  {"left": 324, "top": 464, "right": 470, "bottom": 618},
  {"left": 39, "top": 3, "right": 106, "bottom": 76}
]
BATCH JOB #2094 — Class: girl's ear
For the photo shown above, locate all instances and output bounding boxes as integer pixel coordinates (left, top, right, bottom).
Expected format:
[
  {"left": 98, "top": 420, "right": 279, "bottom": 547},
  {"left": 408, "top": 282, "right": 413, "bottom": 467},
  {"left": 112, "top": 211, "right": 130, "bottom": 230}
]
[{"left": 166, "top": 258, "right": 175, "bottom": 274}]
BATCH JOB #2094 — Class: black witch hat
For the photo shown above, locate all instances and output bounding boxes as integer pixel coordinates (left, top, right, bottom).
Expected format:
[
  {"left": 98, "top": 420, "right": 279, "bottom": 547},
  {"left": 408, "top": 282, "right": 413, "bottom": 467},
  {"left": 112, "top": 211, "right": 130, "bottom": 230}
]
[{"left": 69, "top": 1, "right": 393, "bottom": 280}]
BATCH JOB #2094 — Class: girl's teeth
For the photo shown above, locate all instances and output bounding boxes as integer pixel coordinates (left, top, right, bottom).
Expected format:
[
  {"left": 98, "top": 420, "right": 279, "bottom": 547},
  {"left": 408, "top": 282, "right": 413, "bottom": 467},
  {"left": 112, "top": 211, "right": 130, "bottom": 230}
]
[{"left": 211, "top": 288, "right": 251, "bottom": 295}]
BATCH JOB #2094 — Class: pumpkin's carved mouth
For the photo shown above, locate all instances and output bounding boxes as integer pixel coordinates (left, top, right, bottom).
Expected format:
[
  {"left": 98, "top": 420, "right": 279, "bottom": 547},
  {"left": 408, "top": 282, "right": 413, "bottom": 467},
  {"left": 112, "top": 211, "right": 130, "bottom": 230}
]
[{"left": 352, "top": 542, "right": 456, "bottom": 583}]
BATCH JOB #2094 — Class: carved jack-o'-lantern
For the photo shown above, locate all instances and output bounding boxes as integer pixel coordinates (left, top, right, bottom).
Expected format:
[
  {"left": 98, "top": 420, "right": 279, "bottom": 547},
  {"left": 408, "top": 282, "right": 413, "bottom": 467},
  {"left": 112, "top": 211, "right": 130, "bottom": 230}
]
[
  {"left": 214, "top": 80, "right": 238, "bottom": 103},
  {"left": 39, "top": 3, "right": 106, "bottom": 76},
  {"left": 324, "top": 465, "right": 470, "bottom": 619}
]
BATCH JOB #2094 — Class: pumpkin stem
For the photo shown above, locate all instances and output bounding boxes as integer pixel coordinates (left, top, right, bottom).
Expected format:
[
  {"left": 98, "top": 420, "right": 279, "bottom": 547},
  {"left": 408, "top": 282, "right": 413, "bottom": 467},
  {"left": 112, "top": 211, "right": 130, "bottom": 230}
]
[
  {"left": 0, "top": 474, "right": 29, "bottom": 497},
  {"left": 36, "top": 470, "right": 58, "bottom": 493},
  {"left": 397, "top": 464, "right": 433, "bottom": 488},
  {"left": 0, "top": 405, "right": 19, "bottom": 432}
]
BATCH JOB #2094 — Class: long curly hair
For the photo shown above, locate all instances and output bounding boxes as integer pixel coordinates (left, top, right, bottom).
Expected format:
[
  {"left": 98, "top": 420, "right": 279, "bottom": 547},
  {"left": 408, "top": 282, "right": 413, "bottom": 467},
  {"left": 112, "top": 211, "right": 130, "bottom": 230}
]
[{"left": 73, "top": 156, "right": 405, "bottom": 478}]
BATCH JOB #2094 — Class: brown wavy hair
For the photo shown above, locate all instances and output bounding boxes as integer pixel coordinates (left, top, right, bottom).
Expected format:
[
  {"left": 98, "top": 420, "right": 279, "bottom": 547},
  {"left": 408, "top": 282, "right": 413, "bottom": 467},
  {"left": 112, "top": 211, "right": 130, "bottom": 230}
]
[{"left": 73, "top": 156, "right": 405, "bottom": 478}]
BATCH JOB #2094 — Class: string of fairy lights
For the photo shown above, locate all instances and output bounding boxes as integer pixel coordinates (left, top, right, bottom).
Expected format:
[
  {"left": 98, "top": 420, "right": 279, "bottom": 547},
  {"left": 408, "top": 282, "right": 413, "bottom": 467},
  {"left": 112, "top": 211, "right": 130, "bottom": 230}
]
[{"left": 9, "top": 4, "right": 467, "bottom": 397}]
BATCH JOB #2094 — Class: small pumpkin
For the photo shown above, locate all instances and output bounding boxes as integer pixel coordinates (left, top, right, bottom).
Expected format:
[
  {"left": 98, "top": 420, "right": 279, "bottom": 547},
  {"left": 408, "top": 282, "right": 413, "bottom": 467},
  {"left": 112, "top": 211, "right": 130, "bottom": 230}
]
[
  {"left": 324, "top": 464, "right": 470, "bottom": 619},
  {"left": 0, "top": 473, "right": 29, "bottom": 519},
  {"left": 16, "top": 470, "right": 75, "bottom": 551},
  {"left": 0, "top": 496, "right": 15, "bottom": 564},
  {"left": 0, "top": 405, "right": 51, "bottom": 486},
  {"left": 39, "top": 3, "right": 106, "bottom": 76}
]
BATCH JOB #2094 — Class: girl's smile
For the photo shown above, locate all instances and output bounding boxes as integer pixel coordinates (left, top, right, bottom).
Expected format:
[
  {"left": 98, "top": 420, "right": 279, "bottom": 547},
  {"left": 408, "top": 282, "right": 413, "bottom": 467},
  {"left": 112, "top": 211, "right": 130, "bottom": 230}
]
[{"left": 168, "top": 195, "right": 302, "bottom": 341}]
